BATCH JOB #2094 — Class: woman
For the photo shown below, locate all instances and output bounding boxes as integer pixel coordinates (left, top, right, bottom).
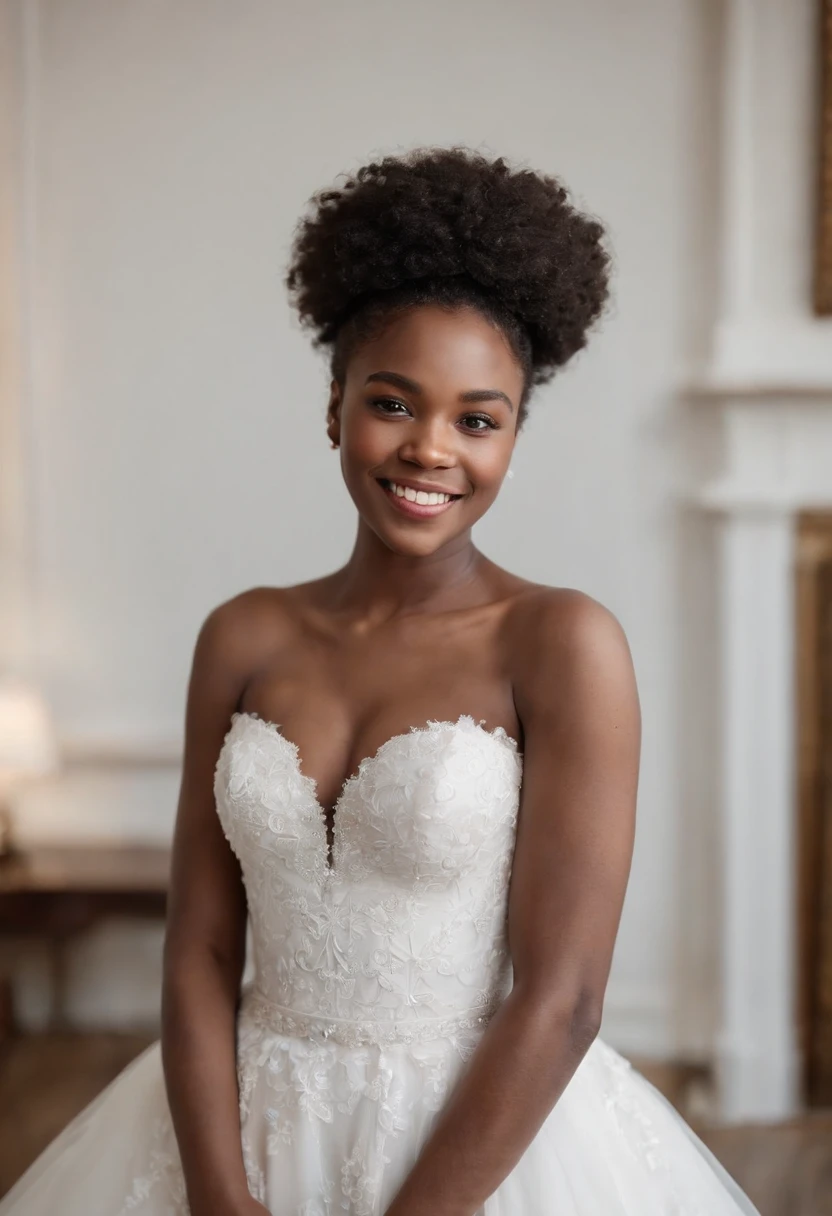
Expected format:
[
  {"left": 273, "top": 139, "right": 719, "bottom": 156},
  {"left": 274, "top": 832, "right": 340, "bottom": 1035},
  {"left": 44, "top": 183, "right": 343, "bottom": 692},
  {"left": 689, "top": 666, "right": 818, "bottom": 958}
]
[{"left": 0, "top": 146, "right": 760, "bottom": 1215}]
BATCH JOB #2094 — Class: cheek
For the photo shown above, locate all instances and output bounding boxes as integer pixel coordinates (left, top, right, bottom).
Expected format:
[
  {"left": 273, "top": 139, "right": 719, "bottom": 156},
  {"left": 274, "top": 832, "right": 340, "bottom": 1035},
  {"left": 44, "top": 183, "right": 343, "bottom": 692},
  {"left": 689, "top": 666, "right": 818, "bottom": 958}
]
[
  {"left": 352, "top": 433, "right": 390, "bottom": 465},
  {"left": 468, "top": 444, "right": 511, "bottom": 489},
  {"left": 343, "top": 412, "right": 391, "bottom": 463}
]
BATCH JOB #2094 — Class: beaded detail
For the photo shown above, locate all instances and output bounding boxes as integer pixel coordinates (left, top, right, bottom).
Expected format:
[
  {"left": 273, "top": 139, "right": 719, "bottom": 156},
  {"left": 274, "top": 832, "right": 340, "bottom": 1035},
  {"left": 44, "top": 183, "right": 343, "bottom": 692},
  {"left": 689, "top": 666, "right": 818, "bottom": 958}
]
[{"left": 239, "top": 985, "right": 503, "bottom": 1050}]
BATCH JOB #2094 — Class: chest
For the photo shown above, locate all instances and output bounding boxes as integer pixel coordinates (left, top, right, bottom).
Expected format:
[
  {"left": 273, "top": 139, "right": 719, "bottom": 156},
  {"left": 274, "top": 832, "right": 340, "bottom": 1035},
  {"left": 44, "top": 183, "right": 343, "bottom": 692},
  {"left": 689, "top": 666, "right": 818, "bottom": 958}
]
[{"left": 243, "top": 617, "right": 519, "bottom": 820}]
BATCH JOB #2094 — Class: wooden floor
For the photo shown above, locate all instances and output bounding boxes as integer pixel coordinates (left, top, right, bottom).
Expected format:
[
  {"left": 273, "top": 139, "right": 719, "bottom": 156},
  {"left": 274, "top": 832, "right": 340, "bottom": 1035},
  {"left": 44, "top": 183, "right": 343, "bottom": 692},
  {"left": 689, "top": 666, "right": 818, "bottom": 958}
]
[
  {"left": 0, "top": 1030, "right": 156, "bottom": 1199},
  {"left": 1, "top": 1034, "right": 831, "bottom": 1213}
]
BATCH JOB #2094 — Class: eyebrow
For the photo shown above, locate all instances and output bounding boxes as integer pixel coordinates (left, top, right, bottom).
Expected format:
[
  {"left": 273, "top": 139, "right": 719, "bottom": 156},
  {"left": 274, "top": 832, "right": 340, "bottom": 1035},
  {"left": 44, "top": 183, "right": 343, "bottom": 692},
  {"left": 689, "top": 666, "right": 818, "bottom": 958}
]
[{"left": 365, "top": 370, "right": 514, "bottom": 413}]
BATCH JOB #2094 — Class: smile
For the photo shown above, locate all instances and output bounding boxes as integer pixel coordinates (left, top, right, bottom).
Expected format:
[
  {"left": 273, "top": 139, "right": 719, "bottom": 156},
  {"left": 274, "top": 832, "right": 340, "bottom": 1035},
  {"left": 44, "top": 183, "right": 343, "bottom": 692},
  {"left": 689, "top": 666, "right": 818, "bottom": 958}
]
[{"left": 376, "top": 478, "right": 464, "bottom": 518}]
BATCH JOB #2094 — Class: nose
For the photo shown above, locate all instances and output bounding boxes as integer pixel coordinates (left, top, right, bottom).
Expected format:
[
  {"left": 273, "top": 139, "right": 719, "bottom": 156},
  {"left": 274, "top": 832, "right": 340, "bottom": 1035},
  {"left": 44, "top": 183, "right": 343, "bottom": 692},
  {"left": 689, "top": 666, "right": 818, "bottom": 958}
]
[{"left": 398, "top": 417, "right": 456, "bottom": 469}]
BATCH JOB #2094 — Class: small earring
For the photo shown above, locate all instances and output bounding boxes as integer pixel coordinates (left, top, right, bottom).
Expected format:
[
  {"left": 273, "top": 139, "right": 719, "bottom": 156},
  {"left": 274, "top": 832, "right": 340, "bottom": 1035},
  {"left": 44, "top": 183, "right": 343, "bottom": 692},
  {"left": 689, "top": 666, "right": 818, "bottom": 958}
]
[
  {"left": 330, "top": 440, "right": 339, "bottom": 449},
  {"left": 506, "top": 467, "right": 514, "bottom": 480}
]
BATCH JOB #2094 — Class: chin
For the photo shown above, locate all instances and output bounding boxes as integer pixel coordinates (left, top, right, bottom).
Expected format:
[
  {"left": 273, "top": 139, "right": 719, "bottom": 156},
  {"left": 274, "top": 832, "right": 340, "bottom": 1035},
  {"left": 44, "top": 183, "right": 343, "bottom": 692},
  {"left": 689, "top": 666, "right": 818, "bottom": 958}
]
[{"left": 373, "top": 520, "right": 459, "bottom": 556}]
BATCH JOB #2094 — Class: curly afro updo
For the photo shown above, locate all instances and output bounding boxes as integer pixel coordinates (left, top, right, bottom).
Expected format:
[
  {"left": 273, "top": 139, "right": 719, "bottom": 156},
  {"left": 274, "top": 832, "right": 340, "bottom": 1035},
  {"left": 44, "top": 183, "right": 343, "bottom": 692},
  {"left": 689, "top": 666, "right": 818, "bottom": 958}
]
[{"left": 285, "top": 146, "right": 611, "bottom": 432}]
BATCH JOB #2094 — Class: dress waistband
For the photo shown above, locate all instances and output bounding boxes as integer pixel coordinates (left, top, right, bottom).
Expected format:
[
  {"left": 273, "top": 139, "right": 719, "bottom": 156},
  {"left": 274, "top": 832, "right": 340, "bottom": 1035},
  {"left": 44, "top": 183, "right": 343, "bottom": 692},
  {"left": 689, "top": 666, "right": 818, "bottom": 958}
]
[{"left": 238, "top": 986, "right": 499, "bottom": 1049}]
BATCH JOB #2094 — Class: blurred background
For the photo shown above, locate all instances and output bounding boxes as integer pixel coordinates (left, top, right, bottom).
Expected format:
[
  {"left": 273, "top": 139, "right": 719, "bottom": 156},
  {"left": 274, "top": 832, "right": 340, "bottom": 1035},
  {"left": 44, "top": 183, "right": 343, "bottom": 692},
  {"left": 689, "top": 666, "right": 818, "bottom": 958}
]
[{"left": 1, "top": 0, "right": 831, "bottom": 1209}]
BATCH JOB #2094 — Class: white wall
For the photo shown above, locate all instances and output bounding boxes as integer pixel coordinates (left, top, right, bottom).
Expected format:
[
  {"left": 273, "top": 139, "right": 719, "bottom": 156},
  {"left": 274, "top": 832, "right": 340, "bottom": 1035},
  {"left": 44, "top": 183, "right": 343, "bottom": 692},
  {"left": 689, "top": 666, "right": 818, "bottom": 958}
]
[{"left": 4, "top": 0, "right": 724, "bottom": 1053}]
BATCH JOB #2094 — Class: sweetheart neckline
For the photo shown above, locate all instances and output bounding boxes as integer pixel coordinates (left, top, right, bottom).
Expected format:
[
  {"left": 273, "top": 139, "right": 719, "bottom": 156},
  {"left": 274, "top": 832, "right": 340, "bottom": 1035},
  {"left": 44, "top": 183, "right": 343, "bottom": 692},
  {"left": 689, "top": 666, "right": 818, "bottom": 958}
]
[{"left": 225, "top": 709, "right": 522, "bottom": 873}]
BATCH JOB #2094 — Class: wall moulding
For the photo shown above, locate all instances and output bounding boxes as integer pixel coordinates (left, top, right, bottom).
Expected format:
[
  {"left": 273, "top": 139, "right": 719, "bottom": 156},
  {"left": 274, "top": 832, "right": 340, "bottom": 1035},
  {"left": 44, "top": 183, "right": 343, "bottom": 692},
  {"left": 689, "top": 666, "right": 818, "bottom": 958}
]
[
  {"left": 688, "top": 387, "right": 832, "bottom": 520},
  {"left": 59, "top": 732, "right": 183, "bottom": 770},
  {"left": 687, "top": 328, "right": 832, "bottom": 398},
  {"left": 815, "top": 0, "right": 832, "bottom": 314},
  {"left": 687, "top": 379, "right": 832, "bottom": 405}
]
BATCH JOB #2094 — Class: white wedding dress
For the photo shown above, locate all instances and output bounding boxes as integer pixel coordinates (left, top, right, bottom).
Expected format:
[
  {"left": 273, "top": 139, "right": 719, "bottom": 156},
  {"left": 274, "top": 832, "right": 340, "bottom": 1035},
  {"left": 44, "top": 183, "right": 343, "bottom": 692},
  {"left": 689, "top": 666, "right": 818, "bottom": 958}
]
[{"left": 1, "top": 710, "right": 761, "bottom": 1215}]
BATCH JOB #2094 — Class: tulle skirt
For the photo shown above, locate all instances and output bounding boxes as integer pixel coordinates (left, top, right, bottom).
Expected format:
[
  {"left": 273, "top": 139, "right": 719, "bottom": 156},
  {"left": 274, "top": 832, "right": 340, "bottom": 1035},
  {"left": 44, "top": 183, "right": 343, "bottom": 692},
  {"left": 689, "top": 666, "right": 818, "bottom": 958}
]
[{"left": 0, "top": 990, "right": 761, "bottom": 1215}]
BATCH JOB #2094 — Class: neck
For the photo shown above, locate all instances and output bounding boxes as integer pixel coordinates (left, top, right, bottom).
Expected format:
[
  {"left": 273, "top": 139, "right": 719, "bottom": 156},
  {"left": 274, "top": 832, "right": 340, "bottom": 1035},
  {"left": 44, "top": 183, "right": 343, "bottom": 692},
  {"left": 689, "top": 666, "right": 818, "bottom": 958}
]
[{"left": 329, "top": 520, "right": 486, "bottom": 622}]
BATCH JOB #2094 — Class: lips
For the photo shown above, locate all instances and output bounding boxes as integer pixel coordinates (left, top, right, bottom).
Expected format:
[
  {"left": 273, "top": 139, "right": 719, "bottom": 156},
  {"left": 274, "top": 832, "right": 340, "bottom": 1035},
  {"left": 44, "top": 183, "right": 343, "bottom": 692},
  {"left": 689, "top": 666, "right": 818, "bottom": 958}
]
[
  {"left": 377, "top": 477, "right": 463, "bottom": 499},
  {"left": 376, "top": 477, "right": 463, "bottom": 519}
]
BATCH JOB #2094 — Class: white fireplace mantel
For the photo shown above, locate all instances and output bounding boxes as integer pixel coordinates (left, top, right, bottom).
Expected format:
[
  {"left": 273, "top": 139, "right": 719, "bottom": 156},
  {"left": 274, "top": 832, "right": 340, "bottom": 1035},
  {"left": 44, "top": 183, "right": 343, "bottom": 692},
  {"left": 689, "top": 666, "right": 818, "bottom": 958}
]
[
  {"left": 694, "top": 387, "right": 832, "bottom": 512},
  {"left": 692, "top": 385, "right": 832, "bottom": 1123}
]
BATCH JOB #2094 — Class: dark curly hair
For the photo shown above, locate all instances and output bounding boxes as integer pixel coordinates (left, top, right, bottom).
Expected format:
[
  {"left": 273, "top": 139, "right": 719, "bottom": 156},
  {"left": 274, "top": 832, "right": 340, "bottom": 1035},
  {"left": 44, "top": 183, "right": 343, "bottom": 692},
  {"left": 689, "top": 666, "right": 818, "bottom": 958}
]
[{"left": 285, "top": 146, "right": 611, "bottom": 431}]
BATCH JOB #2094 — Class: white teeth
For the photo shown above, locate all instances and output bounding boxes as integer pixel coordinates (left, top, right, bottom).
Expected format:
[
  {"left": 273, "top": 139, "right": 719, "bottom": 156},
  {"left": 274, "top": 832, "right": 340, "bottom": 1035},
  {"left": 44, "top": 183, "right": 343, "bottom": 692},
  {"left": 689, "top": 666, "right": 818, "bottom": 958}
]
[{"left": 385, "top": 480, "right": 454, "bottom": 506}]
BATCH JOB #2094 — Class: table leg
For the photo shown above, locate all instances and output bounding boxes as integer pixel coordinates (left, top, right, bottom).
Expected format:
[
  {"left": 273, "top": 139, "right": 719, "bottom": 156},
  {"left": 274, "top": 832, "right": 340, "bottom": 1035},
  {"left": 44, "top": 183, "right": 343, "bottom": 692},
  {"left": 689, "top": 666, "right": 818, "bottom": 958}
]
[
  {"left": 48, "top": 937, "right": 70, "bottom": 1032},
  {"left": 0, "top": 975, "right": 14, "bottom": 1044}
]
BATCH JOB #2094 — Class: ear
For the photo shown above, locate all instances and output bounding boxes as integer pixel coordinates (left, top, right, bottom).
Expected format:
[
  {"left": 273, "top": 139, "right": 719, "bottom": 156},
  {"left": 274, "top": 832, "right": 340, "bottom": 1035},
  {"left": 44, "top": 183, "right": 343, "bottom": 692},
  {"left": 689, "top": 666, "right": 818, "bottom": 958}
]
[{"left": 326, "top": 379, "right": 342, "bottom": 444}]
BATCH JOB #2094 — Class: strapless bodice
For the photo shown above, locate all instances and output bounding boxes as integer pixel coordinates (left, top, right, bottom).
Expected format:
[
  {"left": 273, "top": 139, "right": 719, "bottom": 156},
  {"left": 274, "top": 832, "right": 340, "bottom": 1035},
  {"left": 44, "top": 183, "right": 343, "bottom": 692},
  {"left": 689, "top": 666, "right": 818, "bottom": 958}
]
[{"left": 213, "top": 711, "right": 523, "bottom": 1048}]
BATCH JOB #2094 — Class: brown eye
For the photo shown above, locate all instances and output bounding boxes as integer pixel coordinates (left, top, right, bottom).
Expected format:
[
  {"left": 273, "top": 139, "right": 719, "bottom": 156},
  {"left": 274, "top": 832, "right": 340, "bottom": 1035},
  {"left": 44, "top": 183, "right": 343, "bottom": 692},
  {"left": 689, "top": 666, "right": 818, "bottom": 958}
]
[
  {"left": 461, "top": 413, "right": 498, "bottom": 433},
  {"left": 369, "top": 396, "right": 409, "bottom": 414}
]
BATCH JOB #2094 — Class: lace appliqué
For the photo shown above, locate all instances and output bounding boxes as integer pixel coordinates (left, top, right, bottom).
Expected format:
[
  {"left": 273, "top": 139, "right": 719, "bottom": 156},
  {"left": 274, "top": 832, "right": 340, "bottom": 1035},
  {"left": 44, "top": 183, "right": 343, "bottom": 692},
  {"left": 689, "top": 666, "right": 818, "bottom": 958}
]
[
  {"left": 597, "top": 1040, "right": 710, "bottom": 1216},
  {"left": 116, "top": 1109, "right": 187, "bottom": 1215}
]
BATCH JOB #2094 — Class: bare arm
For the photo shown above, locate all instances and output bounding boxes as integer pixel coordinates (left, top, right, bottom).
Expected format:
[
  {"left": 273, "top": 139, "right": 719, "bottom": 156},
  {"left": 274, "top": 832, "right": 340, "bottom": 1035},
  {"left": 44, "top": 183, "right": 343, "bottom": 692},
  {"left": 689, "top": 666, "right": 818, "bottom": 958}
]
[
  {"left": 161, "top": 595, "right": 269, "bottom": 1216},
  {"left": 384, "top": 590, "right": 641, "bottom": 1216}
]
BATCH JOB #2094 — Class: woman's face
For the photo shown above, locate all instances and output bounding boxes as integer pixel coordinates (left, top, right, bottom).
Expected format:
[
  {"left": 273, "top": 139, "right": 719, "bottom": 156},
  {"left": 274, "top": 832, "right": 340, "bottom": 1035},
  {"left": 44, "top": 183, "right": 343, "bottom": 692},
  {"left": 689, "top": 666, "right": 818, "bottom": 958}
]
[{"left": 327, "top": 304, "right": 524, "bottom": 557}]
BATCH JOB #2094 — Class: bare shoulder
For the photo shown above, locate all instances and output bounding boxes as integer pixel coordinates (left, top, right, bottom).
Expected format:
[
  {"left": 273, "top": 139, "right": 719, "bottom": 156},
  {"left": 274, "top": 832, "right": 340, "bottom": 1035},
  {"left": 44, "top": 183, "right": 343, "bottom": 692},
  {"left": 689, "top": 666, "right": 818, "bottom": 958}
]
[
  {"left": 190, "top": 584, "right": 300, "bottom": 699},
  {"left": 504, "top": 586, "right": 639, "bottom": 729},
  {"left": 506, "top": 584, "right": 632, "bottom": 662}
]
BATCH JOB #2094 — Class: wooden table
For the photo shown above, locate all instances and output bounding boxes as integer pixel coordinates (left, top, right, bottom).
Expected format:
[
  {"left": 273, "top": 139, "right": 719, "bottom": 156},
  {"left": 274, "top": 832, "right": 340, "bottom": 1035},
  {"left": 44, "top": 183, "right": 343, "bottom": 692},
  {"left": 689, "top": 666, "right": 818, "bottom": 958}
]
[{"left": 0, "top": 844, "right": 170, "bottom": 1037}]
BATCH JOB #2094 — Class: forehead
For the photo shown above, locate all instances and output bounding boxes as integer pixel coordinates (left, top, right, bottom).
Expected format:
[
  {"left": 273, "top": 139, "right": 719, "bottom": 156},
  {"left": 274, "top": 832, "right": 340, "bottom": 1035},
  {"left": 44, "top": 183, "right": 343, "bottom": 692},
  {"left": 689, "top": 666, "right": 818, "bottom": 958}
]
[{"left": 346, "top": 304, "right": 524, "bottom": 395}]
